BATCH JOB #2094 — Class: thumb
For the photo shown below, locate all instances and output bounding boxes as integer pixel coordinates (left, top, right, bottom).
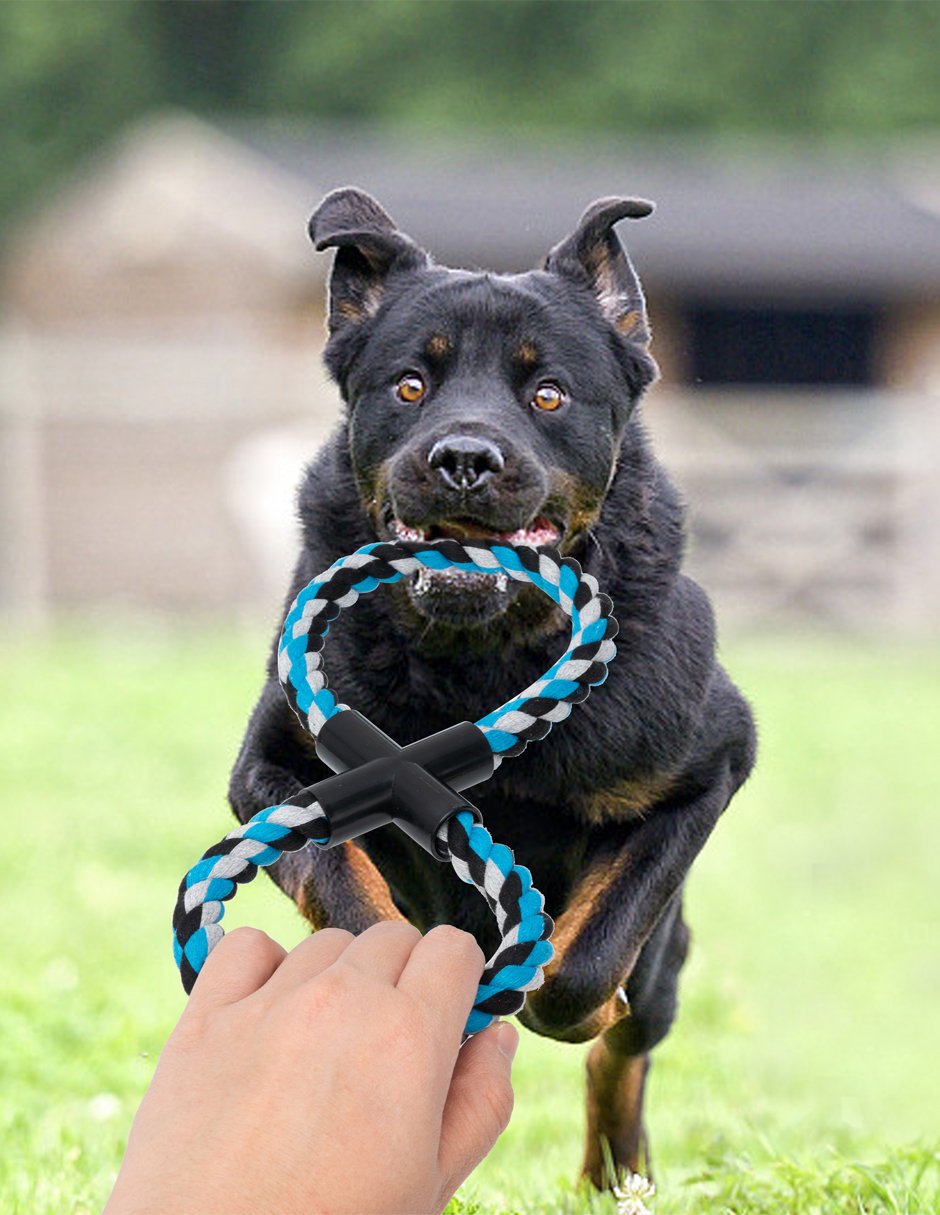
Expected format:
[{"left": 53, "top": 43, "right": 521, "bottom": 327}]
[{"left": 436, "top": 1021, "right": 518, "bottom": 1198}]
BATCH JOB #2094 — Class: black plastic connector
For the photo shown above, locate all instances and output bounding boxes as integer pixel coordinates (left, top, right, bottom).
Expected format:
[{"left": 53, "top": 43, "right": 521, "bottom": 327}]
[{"left": 306, "top": 710, "right": 495, "bottom": 859}]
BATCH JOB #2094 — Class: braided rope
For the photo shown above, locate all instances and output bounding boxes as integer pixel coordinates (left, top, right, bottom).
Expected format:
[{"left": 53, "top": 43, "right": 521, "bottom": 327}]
[
  {"left": 437, "top": 812, "right": 554, "bottom": 1034},
  {"left": 173, "top": 795, "right": 330, "bottom": 996},
  {"left": 173, "top": 540, "right": 617, "bottom": 1035},
  {"left": 173, "top": 803, "right": 553, "bottom": 1037},
  {"left": 277, "top": 538, "right": 618, "bottom": 760}
]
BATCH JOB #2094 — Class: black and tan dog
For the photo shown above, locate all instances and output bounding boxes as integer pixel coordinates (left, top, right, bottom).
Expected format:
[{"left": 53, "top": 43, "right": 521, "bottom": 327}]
[{"left": 230, "top": 188, "right": 756, "bottom": 1186}]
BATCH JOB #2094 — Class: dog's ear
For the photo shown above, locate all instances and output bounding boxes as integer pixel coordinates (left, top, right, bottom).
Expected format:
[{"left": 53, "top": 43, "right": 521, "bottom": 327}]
[
  {"left": 309, "top": 188, "right": 429, "bottom": 333},
  {"left": 545, "top": 197, "right": 654, "bottom": 347}
]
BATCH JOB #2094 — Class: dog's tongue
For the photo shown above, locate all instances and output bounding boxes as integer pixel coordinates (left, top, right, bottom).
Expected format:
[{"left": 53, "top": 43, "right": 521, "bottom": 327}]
[{"left": 394, "top": 516, "right": 560, "bottom": 547}]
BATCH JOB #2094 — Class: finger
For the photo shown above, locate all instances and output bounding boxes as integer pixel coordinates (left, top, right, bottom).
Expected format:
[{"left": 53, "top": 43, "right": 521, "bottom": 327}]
[
  {"left": 256, "top": 926, "right": 355, "bottom": 1001},
  {"left": 437, "top": 1021, "right": 517, "bottom": 1197},
  {"left": 186, "top": 927, "right": 286, "bottom": 1011},
  {"left": 332, "top": 920, "right": 422, "bottom": 987},
  {"left": 396, "top": 924, "right": 484, "bottom": 1039}
]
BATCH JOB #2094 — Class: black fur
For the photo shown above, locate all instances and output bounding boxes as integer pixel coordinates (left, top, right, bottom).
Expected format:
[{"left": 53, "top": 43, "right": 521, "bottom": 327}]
[{"left": 230, "top": 189, "right": 756, "bottom": 1185}]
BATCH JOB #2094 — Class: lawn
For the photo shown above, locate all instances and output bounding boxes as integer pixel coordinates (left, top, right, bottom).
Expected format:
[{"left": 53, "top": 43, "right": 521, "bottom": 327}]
[{"left": 1, "top": 625, "right": 938, "bottom": 1214}]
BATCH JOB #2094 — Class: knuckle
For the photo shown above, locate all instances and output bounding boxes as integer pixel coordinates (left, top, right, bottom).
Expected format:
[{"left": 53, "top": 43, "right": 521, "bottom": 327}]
[
  {"left": 209, "top": 926, "right": 280, "bottom": 971},
  {"left": 427, "top": 923, "right": 485, "bottom": 965},
  {"left": 311, "top": 926, "right": 355, "bottom": 950},
  {"left": 369, "top": 920, "right": 422, "bottom": 946},
  {"left": 289, "top": 965, "right": 354, "bottom": 1021},
  {"left": 208, "top": 925, "right": 283, "bottom": 975},
  {"left": 220, "top": 925, "right": 268, "bottom": 950}
]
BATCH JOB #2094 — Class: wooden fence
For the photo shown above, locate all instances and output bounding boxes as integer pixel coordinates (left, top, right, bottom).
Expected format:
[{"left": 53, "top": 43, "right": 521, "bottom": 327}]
[{"left": 645, "top": 389, "right": 940, "bottom": 633}]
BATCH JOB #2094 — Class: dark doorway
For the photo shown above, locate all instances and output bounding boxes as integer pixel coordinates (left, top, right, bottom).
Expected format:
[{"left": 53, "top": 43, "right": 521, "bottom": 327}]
[{"left": 686, "top": 304, "right": 879, "bottom": 387}]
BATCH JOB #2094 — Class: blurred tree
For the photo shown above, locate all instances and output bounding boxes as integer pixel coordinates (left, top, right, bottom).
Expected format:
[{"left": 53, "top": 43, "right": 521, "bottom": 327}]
[
  {"left": 0, "top": 2, "right": 157, "bottom": 228},
  {"left": 2, "top": 0, "right": 939, "bottom": 240}
]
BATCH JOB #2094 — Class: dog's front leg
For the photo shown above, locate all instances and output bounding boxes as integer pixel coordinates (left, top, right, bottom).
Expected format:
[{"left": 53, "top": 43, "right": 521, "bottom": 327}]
[
  {"left": 229, "top": 680, "right": 408, "bottom": 936},
  {"left": 521, "top": 761, "right": 736, "bottom": 1041},
  {"left": 519, "top": 757, "right": 739, "bottom": 1186}
]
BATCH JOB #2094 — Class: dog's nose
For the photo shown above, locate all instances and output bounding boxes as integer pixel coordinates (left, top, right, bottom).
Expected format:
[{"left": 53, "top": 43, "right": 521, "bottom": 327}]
[{"left": 428, "top": 435, "right": 505, "bottom": 491}]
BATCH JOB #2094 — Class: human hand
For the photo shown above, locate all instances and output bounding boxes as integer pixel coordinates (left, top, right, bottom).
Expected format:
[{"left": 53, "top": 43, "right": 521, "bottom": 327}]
[{"left": 104, "top": 922, "right": 518, "bottom": 1215}]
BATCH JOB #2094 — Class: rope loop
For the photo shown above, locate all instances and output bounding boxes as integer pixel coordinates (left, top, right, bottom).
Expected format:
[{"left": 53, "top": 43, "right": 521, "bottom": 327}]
[
  {"left": 278, "top": 537, "right": 618, "bottom": 760},
  {"left": 173, "top": 541, "right": 618, "bottom": 1036}
]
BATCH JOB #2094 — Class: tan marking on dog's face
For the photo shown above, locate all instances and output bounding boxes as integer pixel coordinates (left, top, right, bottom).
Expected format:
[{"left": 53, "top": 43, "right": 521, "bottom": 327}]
[
  {"left": 360, "top": 461, "right": 392, "bottom": 529},
  {"left": 425, "top": 333, "right": 451, "bottom": 359},
  {"left": 565, "top": 504, "right": 602, "bottom": 548},
  {"left": 545, "top": 467, "right": 604, "bottom": 554},
  {"left": 515, "top": 340, "right": 539, "bottom": 366}
]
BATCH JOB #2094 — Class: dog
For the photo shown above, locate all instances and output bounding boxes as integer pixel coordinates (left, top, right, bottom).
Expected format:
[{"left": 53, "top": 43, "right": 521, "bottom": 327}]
[{"left": 229, "top": 187, "right": 756, "bottom": 1187}]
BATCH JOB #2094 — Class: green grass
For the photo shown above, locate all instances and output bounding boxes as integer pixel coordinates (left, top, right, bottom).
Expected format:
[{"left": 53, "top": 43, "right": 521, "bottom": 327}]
[{"left": 1, "top": 626, "right": 938, "bottom": 1213}]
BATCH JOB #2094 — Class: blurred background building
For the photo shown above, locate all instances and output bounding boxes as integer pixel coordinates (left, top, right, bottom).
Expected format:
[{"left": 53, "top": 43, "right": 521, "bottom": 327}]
[{"left": 1, "top": 0, "right": 939, "bottom": 632}]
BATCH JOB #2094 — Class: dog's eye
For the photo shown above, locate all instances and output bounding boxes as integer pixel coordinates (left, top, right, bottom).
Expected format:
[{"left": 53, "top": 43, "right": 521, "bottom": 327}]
[
  {"left": 531, "top": 382, "right": 565, "bottom": 412},
  {"left": 395, "top": 373, "right": 426, "bottom": 404}
]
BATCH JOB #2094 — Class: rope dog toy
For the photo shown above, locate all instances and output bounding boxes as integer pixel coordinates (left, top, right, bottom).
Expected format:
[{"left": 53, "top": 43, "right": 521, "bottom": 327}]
[{"left": 173, "top": 538, "right": 619, "bottom": 1036}]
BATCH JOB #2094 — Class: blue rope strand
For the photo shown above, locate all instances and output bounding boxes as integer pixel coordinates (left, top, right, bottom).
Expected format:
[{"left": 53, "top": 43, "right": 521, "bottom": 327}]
[{"left": 174, "top": 541, "right": 617, "bottom": 1034}]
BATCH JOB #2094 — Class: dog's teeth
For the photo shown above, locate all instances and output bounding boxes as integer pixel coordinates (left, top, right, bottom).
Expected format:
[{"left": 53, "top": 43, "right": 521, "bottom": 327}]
[
  {"left": 393, "top": 520, "right": 426, "bottom": 542},
  {"left": 495, "top": 573, "right": 508, "bottom": 593},
  {"left": 415, "top": 567, "right": 432, "bottom": 594},
  {"left": 616, "top": 985, "right": 630, "bottom": 1009}
]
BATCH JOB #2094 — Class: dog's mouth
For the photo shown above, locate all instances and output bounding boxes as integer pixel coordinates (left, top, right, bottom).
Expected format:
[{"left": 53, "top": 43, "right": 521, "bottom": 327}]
[{"left": 385, "top": 513, "right": 563, "bottom": 622}]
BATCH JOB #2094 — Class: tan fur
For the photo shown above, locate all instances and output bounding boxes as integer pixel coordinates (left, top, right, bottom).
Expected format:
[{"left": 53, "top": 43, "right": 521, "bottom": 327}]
[
  {"left": 576, "top": 774, "right": 676, "bottom": 825},
  {"left": 524, "top": 854, "right": 635, "bottom": 1043},
  {"left": 296, "top": 842, "right": 407, "bottom": 931},
  {"left": 583, "top": 1047, "right": 651, "bottom": 1185}
]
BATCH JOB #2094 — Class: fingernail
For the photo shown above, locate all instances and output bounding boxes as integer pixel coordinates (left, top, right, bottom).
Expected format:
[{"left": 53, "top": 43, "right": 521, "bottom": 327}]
[{"left": 496, "top": 1021, "right": 519, "bottom": 1062}]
